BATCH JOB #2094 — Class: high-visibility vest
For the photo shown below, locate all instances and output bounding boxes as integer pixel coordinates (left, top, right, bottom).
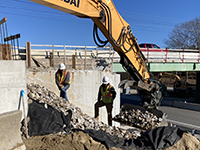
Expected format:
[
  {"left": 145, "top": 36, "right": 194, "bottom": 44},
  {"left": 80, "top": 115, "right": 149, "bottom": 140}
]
[
  {"left": 58, "top": 70, "right": 71, "bottom": 84},
  {"left": 101, "top": 85, "right": 113, "bottom": 103}
]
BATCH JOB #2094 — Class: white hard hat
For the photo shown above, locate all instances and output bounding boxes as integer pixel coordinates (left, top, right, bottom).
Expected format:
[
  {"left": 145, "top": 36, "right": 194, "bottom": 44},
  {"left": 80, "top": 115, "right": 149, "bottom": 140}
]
[
  {"left": 102, "top": 76, "right": 110, "bottom": 84},
  {"left": 59, "top": 63, "right": 66, "bottom": 70}
]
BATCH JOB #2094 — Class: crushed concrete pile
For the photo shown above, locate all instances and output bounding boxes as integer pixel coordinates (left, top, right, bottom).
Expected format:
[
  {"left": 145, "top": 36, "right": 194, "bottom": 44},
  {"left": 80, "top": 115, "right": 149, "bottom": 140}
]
[
  {"left": 113, "top": 109, "right": 162, "bottom": 130},
  {"left": 27, "top": 83, "right": 141, "bottom": 139}
]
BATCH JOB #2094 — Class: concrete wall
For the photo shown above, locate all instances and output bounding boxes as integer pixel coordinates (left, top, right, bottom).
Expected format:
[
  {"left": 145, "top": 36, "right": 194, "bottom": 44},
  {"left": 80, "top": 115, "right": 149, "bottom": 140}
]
[
  {"left": 26, "top": 69, "right": 120, "bottom": 126},
  {"left": 0, "top": 110, "right": 26, "bottom": 150},
  {"left": 0, "top": 61, "right": 28, "bottom": 119}
]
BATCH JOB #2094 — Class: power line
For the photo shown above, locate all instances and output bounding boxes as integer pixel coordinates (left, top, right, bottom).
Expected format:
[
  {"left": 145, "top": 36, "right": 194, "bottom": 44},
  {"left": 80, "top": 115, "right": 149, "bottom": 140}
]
[
  {"left": 121, "top": 10, "right": 183, "bottom": 22},
  {"left": 3, "top": 0, "right": 188, "bottom": 26},
  {"left": 0, "top": 5, "right": 178, "bottom": 31},
  {"left": 10, "top": 0, "right": 185, "bottom": 23},
  {"left": 0, "top": 5, "right": 68, "bottom": 16},
  {"left": 1, "top": 0, "right": 199, "bottom": 33},
  {"left": 0, "top": 10, "right": 91, "bottom": 25}
]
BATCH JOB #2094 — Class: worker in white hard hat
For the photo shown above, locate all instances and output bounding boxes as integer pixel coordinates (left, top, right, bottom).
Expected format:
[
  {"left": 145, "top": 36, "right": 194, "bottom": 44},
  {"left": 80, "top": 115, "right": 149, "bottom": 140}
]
[
  {"left": 55, "top": 63, "right": 71, "bottom": 102},
  {"left": 94, "top": 76, "right": 116, "bottom": 126}
]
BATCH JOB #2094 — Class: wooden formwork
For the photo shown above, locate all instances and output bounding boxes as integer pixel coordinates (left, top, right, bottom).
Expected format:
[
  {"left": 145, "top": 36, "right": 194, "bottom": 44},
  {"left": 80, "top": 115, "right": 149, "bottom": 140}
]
[{"left": 0, "top": 44, "right": 11, "bottom": 60}]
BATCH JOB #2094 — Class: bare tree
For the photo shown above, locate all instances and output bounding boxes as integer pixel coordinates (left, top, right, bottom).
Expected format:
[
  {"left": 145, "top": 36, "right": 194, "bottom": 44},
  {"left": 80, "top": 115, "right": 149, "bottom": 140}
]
[{"left": 164, "top": 17, "right": 200, "bottom": 49}]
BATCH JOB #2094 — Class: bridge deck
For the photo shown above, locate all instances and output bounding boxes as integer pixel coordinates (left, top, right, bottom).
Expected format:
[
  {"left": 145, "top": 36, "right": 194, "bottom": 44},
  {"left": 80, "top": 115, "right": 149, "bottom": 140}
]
[{"left": 113, "top": 62, "right": 200, "bottom": 72}]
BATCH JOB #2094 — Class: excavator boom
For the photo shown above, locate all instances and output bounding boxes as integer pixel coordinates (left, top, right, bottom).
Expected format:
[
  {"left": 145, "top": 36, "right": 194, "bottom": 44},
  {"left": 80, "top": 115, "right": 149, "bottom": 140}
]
[{"left": 30, "top": 0, "right": 165, "bottom": 109}]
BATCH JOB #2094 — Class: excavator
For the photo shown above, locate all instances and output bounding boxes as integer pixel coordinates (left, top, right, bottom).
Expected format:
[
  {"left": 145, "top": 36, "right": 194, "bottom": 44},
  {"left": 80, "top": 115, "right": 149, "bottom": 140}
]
[{"left": 30, "top": 0, "right": 166, "bottom": 109}]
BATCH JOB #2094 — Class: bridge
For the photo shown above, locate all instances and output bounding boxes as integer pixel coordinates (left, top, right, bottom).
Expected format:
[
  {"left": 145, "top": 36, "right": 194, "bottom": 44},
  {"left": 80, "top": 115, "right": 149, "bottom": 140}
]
[
  {"left": 112, "top": 48, "right": 200, "bottom": 72},
  {"left": 111, "top": 47, "right": 200, "bottom": 103}
]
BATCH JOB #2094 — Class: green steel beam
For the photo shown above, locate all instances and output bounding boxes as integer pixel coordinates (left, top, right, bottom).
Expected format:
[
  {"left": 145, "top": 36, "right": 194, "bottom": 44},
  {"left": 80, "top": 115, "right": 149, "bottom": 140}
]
[{"left": 112, "top": 62, "right": 200, "bottom": 72}]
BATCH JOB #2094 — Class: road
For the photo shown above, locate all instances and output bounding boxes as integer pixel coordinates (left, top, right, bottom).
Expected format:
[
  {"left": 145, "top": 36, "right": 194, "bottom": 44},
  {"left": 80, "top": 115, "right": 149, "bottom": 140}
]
[
  {"left": 159, "top": 106, "right": 200, "bottom": 138},
  {"left": 159, "top": 106, "right": 200, "bottom": 129}
]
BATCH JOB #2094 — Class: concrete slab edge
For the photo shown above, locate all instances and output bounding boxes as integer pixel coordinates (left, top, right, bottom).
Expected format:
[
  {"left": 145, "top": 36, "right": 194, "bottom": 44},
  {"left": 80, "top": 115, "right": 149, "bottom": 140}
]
[{"left": 0, "top": 110, "right": 26, "bottom": 150}]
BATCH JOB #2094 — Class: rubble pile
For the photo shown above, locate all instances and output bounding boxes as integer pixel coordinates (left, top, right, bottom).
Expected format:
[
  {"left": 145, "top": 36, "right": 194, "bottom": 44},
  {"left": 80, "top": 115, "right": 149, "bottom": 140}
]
[
  {"left": 113, "top": 109, "right": 162, "bottom": 130},
  {"left": 27, "top": 83, "right": 141, "bottom": 139}
]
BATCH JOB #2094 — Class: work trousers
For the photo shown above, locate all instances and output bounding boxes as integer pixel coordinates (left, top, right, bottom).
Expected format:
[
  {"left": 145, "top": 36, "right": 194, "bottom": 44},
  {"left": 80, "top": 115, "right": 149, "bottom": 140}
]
[
  {"left": 60, "top": 84, "right": 70, "bottom": 102},
  {"left": 95, "top": 101, "right": 113, "bottom": 126}
]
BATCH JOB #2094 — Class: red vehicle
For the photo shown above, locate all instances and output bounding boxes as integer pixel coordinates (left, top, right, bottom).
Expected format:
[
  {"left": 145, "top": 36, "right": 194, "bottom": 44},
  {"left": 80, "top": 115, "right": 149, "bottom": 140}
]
[
  {"left": 139, "top": 43, "right": 167, "bottom": 52},
  {"left": 139, "top": 43, "right": 160, "bottom": 49}
]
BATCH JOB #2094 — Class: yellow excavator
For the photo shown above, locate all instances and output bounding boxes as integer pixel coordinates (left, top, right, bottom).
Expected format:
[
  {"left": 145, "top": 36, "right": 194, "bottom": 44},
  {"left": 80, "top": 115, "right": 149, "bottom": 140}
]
[{"left": 30, "top": 0, "right": 166, "bottom": 109}]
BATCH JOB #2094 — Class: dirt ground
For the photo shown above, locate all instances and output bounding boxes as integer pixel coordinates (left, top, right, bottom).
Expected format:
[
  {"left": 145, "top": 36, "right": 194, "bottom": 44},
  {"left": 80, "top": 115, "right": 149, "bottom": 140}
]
[
  {"left": 23, "top": 131, "right": 120, "bottom": 150},
  {"left": 23, "top": 131, "right": 200, "bottom": 150},
  {"left": 165, "top": 133, "right": 200, "bottom": 150}
]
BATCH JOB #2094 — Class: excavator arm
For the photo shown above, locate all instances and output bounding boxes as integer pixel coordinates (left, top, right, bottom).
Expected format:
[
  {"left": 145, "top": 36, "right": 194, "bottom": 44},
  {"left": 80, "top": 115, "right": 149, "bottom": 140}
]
[{"left": 30, "top": 0, "right": 165, "bottom": 109}]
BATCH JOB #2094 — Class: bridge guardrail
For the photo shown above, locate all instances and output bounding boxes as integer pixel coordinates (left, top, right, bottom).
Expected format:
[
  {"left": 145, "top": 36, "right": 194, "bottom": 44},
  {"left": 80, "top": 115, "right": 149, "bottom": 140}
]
[
  {"left": 141, "top": 48, "right": 200, "bottom": 63},
  {"left": 15, "top": 42, "right": 200, "bottom": 67}
]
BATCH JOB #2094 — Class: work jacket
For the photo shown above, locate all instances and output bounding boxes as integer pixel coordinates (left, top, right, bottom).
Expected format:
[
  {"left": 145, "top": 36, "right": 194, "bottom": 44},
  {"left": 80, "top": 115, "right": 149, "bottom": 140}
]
[
  {"left": 55, "top": 69, "right": 71, "bottom": 89},
  {"left": 98, "top": 83, "right": 116, "bottom": 103}
]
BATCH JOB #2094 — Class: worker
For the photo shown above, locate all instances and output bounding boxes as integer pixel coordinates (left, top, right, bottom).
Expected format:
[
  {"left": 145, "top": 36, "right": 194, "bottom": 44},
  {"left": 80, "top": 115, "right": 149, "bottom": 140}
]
[
  {"left": 94, "top": 76, "right": 116, "bottom": 126},
  {"left": 55, "top": 63, "right": 71, "bottom": 102}
]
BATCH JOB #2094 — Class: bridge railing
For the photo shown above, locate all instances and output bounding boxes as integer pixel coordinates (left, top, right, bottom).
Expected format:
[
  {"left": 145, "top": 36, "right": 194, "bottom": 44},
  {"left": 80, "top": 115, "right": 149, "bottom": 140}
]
[
  {"left": 140, "top": 48, "right": 200, "bottom": 63},
  {"left": 22, "top": 42, "right": 200, "bottom": 67},
  {"left": 24, "top": 42, "right": 118, "bottom": 68},
  {"left": 27, "top": 43, "right": 115, "bottom": 59}
]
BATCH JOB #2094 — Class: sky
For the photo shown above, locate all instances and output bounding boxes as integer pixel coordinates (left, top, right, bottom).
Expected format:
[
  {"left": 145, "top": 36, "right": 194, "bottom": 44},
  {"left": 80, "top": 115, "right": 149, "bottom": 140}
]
[{"left": 0, "top": 0, "right": 200, "bottom": 48}]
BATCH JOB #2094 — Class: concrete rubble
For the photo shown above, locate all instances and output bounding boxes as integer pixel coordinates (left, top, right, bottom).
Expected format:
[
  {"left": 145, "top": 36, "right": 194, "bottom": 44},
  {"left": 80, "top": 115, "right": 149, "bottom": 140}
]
[
  {"left": 113, "top": 109, "right": 162, "bottom": 130},
  {"left": 26, "top": 83, "right": 141, "bottom": 139},
  {"left": 25, "top": 83, "right": 162, "bottom": 140}
]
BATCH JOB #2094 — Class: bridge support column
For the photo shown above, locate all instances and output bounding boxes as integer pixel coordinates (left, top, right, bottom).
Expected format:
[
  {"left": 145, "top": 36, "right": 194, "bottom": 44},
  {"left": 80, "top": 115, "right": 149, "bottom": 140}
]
[{"left": 196, "top": 71, "right": 200, "bottom": 103}]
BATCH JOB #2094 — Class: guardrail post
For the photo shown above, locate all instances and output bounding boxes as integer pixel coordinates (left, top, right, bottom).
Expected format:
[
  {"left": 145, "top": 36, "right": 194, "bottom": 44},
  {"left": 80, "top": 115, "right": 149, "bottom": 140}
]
[
  {"left": 165, "top": 48, "right": 168, "bottom": 63},
  {"left": 64, "top": 45, "right": 66, "bottom": 65},
  {"left": 72, "top": 55, "right": 76, "bottom": 69},
  {"left": 84, "top": 46, "right": 87, "bottom": 70},
  {"left": 96, "top": 47, "right": 98, "bottom": 59},
  {"left": 52, "top": 44, "right": 54, "bottom": 55},
  {"left": 182, "top": 48, "right": 185, "bottom": 63},
  {"left": 50, "top": 52, "right": 54, "bottom": 67},
  {"left": 26, "top": 41, "right": 31, "bottom": 67}
]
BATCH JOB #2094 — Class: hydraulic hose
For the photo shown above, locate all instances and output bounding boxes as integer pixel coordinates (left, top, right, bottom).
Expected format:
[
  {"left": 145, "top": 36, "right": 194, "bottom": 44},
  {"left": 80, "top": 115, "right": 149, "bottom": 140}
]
[{"left": 93, "top": 23, "right": 108, "bottom": 47}]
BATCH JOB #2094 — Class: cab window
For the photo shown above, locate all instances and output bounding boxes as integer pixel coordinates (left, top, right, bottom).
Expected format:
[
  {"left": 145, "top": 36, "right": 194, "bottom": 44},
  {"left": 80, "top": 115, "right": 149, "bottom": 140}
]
[
  {"left": 153, "top": 45, "right": 160, "bottom": 49},
  {"left": 146, "top": 44, "right": 152, "bottom": 49},
  {"left": 139, "top": 44, "right": 145, "bottom": 48}
]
